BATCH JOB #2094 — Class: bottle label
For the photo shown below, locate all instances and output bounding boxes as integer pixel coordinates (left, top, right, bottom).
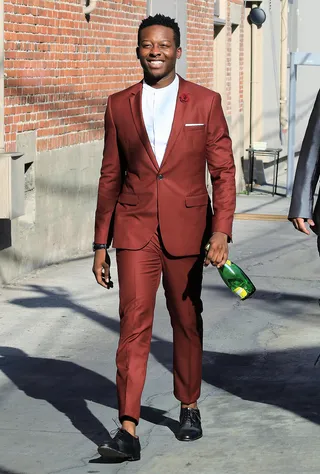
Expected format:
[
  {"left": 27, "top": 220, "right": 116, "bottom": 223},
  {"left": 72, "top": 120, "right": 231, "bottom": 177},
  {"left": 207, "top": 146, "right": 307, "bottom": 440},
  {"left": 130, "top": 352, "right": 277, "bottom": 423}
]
[
  {"left": 226, "top": 259, "right": 232, "bottom": 266},
  {"left": 233, "top": 286, "right": 248, "bottom": 299}
]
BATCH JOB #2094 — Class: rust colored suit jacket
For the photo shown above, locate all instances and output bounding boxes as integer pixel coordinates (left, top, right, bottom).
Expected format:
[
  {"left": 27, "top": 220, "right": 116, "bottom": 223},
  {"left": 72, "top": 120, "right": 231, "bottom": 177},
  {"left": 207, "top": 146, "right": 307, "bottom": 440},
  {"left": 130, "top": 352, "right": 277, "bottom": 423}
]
[{"left": 94, "top": 76, "right": 236, "bottom": 257}]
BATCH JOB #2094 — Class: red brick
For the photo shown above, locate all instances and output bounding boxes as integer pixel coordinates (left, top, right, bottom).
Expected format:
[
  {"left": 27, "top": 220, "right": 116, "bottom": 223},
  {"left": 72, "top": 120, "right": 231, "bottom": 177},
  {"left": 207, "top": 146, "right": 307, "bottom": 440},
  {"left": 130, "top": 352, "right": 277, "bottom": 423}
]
[
  {"left": 4, "top": 0, "right": 147, "bottom": 152},
  {"left": 187, "top": 0, "right": 244, "bottom": 118},
  {"left": 187, "top": 0, "right": 214, "bottom": 89}
]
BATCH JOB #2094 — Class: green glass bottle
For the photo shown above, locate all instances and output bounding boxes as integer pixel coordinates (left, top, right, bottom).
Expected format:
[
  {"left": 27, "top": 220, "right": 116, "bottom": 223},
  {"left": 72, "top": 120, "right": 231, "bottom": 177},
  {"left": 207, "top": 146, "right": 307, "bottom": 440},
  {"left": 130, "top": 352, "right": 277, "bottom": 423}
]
[
  {"left": 217, "top": 259, "right": 256, "bottom": 300},
  {"left": 205, "top": 245, "right": 256, "bottom": 300}
]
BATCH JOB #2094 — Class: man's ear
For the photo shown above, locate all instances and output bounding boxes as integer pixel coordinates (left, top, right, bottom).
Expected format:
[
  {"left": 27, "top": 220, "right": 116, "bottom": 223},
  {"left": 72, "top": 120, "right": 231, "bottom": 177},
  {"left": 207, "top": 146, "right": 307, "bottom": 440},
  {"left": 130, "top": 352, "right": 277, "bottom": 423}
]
[
  {"left": 136, "top": 47, "right": 140, "bottom": 60},
  {"left": 176, "top": 47, "right": 182, "bottom": 60}
]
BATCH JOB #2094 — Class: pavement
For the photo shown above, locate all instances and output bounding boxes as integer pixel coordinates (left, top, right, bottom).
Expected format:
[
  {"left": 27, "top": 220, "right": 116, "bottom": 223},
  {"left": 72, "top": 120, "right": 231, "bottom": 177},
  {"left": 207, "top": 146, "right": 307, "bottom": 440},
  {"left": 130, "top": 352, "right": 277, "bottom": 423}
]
[{"left": 1, "top": 191, "right": 320, "bottom": 474}]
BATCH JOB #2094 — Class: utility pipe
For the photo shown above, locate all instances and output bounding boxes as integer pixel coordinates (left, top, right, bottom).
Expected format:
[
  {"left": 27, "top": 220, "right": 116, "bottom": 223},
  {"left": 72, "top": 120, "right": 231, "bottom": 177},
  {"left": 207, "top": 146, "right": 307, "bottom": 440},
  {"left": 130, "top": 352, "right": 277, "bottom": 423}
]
[
  {"left": 249, "top": 21, "right": 253, "bottom": 146},
  {"left": 280, "top": 0, "right": 288, "bottom": 135},
  {"left": 0, "top": 0, "right": 5, "bottom": 152}
]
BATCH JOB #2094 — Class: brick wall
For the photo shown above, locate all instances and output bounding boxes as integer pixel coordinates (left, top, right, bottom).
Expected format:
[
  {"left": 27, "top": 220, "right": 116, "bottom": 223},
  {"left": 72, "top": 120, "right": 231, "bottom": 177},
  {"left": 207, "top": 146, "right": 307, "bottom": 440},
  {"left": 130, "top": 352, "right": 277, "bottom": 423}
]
[
  {"left": 225, "top": 0, "right": 232, "bottom": 116},
  {"left": 224, "top": 0, "right": 245, "bottom": 117},
  {"left": 239, "top": 2, "right": 245, "bottom": 113},
  {"left": 186, "top": 0, "right": 215, "bottom": 89},
  {"left": 4, "top": 0, "right": 146, "bottom": 153},
  {"left": 187, "top": 0, "right": 244, "bottom": 117}
]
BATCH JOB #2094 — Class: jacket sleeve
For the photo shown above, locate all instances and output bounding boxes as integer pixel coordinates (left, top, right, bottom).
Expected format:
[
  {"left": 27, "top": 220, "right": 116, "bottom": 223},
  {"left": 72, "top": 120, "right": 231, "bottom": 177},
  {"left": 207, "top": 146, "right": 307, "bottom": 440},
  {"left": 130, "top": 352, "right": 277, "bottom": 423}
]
[
  {"left": 94, "top": 95, "right": 123, "bottom": 244},
  {"left": 288, "top": 89, "right": 320, "bottom": 220},
  {"left": 206, "top": 93, "right": 236, "bottom": 241}
]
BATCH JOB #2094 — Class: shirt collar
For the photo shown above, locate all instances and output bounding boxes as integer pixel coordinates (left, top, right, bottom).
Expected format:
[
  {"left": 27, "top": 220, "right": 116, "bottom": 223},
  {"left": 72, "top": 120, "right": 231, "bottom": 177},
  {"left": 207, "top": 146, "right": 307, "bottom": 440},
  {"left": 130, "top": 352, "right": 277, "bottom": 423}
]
[{"left": 143, "top": 75, "right": 179, "bottom": 93}]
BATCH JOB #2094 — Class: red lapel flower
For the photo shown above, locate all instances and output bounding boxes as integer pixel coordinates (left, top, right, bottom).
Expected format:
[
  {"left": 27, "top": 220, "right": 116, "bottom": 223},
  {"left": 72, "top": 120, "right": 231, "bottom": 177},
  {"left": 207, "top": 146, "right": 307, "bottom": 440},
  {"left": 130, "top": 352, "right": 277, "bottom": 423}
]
[{"left": 179, "top": 93, "right": 190, "bottom": 103}]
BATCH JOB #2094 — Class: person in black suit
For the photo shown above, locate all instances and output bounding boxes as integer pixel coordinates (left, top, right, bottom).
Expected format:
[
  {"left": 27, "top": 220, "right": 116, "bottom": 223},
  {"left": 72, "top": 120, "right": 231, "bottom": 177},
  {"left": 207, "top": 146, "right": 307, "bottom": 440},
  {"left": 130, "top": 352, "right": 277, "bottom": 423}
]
[{"left": 288, "top": 90, "right": 320, "bottom": 242}]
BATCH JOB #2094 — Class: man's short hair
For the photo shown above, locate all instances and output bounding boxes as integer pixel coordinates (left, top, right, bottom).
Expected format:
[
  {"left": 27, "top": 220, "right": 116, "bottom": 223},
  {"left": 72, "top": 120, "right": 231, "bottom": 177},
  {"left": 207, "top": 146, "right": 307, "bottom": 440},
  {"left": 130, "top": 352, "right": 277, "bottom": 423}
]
[{"left": 138, "top": 14, "right": 181, "bottom": 48}]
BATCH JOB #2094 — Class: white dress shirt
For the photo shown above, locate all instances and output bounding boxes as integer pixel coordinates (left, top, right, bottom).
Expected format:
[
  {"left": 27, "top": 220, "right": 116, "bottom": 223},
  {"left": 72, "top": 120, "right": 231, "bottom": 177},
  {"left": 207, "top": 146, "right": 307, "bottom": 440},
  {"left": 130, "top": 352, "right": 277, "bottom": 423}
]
[{"left": 142, "top": 75, "right": 179, "bottom": 167}]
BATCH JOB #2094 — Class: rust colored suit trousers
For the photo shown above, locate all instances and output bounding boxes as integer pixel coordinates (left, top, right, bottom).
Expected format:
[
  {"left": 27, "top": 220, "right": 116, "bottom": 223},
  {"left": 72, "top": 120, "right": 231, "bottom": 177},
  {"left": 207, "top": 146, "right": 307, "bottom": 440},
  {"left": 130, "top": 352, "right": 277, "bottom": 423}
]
[{"left": 116, "top": 229, "right": 203, "bottom": 423}]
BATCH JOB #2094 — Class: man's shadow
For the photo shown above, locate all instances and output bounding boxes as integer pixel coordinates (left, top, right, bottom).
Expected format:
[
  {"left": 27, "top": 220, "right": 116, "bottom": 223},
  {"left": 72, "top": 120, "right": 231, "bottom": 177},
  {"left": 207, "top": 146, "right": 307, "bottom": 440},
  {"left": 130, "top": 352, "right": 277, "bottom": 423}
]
[
  {"left": 151, "top": 338, "right": 320, "bottom": 426},
  {"left": 0, "top": 347, "right": 179, "bottom": 456},
  {"left": 0, "top": 466, "right": 25, "bottom": 474}
]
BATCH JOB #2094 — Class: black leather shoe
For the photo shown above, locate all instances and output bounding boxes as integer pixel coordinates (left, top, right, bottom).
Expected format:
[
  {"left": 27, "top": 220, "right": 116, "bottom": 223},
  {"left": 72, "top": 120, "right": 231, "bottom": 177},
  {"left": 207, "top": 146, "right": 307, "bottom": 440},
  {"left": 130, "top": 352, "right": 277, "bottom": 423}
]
[
  {"left": 176, "top": 407, "right": 203, "bottom": 442},
  {"left": 98, "top": 429, "right": 141, "bottom": 461}
]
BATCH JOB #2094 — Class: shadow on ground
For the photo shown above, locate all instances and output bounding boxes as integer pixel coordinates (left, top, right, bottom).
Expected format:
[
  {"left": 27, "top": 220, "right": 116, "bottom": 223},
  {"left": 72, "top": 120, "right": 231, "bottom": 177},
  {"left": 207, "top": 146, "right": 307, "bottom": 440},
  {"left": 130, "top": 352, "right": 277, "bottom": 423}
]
[
  {"left": 0, "top": 466, "right": 26, "bottom": 474},
  {"left": 3, "top": 283, "right": 320, "bottom": 462},
  {"left": 0, "top": 346, "right": 179, "bottom": 449},
  {"left": 152, "top": 340, "right": 320, "bottom": 426}
]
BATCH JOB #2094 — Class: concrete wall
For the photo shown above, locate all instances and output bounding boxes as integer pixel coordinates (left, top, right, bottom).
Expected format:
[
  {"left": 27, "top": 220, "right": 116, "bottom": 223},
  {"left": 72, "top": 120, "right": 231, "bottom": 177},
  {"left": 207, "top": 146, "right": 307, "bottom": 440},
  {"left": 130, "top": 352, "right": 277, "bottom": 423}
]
[{"left": 0, "top": 138, "right": 102, "bottom": 284}]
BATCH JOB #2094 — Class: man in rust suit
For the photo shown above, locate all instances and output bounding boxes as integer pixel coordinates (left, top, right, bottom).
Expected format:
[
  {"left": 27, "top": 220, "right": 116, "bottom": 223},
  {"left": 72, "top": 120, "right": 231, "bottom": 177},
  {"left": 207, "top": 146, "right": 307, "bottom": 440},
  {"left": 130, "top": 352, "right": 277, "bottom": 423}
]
[{"left": 92, "top": 14, "right": 236, "bottom": 461}]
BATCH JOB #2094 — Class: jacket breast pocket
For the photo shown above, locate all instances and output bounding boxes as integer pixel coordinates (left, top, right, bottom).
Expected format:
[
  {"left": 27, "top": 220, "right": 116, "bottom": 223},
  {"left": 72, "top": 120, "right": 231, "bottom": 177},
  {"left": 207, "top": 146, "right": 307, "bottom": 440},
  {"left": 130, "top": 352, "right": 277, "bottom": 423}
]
[
  {"left": 117, "top": 193, "right": 138, "bottom": 206},
  {"left": 184, "top": 125, "right": 206, "bottom": 131},
  {"left": 184, "top": 126, "right": 206, "bottom": 151}
]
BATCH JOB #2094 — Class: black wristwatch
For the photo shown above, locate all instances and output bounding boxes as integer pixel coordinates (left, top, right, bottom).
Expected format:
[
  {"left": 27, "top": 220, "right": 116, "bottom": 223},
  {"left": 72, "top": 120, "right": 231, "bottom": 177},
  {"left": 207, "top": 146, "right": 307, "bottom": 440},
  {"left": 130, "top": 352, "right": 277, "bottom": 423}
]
[{"left": 92, "top": 243, "right": 107, "bottom": 251}]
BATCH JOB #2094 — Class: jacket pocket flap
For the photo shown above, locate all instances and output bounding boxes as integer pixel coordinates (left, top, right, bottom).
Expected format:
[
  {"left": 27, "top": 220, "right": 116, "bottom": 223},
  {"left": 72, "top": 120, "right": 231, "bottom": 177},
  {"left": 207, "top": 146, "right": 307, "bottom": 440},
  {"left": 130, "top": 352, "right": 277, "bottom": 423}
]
[
  {"left": 185, "top": 193, "right": 209, "bottom": 207},
  {"left": 118, "top": 193, "right": 138, "bottom": 205}
]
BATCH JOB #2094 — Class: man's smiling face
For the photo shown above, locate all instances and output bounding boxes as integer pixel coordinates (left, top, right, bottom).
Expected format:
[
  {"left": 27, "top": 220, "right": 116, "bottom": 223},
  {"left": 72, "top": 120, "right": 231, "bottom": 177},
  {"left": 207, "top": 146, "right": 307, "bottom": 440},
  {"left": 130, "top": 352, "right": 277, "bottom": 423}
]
[{"left": 137, "top": 25, "right": 182, "bottom": 86}]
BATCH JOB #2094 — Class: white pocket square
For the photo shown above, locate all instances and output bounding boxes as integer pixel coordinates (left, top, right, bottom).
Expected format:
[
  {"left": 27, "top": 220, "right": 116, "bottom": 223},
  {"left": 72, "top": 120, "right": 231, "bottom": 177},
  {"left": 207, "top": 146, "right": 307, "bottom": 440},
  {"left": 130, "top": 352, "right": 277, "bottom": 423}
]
[{"left": 185, "top": 123, "right": 205, "bottom": 127}]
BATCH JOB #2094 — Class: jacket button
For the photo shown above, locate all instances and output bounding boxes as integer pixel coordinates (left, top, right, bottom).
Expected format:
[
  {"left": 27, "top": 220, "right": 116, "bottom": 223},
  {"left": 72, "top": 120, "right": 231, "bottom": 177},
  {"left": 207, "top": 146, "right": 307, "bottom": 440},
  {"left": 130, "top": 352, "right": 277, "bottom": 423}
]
[{"left": 157, "top": 174, "right": 164, "bottom": 180}]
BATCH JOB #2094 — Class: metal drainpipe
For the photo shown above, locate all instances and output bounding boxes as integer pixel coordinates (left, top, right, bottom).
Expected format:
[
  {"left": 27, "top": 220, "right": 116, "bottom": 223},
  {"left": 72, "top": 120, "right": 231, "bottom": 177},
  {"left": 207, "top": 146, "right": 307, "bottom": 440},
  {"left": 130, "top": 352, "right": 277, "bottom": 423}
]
[
  {"left": 249, "top": 21, "right": 253, "bottom": 147},
  {"left": 0, "top": 0, "right": 5, "bottom": 153},
  {"left": 280, "top": 0, "right": 288, "bottom": 137}
]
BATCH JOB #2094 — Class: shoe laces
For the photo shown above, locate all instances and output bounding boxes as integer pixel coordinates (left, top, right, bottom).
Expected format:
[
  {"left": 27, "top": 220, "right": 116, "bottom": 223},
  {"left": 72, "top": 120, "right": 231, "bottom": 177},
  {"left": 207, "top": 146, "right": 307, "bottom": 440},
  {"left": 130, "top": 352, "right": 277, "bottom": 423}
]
[
  {"left": 110, "top": 418, "right": 123, "bottom": 438},
  {"left": 181, "top": 408, "right": 198, "bottom": 426}
]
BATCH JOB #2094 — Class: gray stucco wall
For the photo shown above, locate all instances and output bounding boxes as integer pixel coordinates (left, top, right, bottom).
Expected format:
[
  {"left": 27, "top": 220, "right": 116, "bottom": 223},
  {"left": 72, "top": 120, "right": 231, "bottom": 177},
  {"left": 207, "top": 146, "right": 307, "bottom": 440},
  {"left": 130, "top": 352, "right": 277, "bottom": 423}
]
[
  {"left": 261, "top": 0, "right": 320, "bottom": 152},
  {"left": 0, "top": 139, "right": 103, "bottom": 284},
  {"left": 147, "top": 0, "right": 188, "bottom": 78},
  {"left": 261, "top": 0, "right": 281, "bottom": 149}
]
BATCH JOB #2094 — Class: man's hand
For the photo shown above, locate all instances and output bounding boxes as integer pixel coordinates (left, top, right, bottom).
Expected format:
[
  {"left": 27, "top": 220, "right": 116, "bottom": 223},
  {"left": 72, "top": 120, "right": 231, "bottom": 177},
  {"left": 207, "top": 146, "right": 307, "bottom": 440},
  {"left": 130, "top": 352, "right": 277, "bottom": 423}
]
[
  {"left": 291, "top": 217, "right": 315, "bottom": 235},
  {"left": 92, "top": 249, "right": 113, "bottom": 289},
  {"left": 204, "top": 232, "right": 228, "bottom": 268}
]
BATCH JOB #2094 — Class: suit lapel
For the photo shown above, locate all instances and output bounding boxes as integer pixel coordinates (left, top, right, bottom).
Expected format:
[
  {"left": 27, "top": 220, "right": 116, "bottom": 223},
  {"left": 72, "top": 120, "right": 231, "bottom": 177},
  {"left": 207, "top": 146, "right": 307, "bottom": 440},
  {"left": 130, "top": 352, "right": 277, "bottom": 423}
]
[
  {"left": 129, "top": 85, "right": 159, "bottom": 171},
  {"left": 160, "top": 76, "right": 189, "bottom": 170},
  {"left": 129, "top": 76, "right": 190, "bottom": 171}
]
